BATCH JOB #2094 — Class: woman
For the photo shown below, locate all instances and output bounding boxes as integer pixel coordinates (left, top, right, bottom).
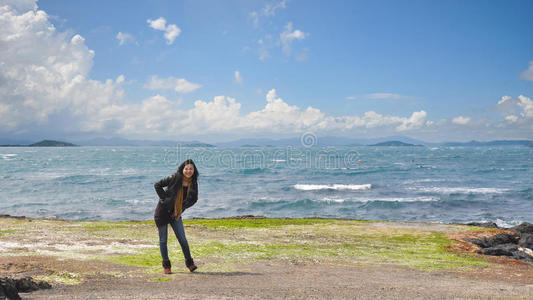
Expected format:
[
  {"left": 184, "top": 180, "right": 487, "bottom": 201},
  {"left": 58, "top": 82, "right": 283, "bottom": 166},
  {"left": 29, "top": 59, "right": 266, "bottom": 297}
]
[{"left": 154, "top": 159, "right": 199, "bottom": 273}]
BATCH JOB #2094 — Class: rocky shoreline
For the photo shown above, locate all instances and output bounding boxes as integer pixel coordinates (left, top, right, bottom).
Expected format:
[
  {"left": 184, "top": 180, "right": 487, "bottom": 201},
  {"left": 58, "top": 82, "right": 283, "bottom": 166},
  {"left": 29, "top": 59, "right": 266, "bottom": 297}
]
[{"left": 464, "top": 222, "right": 533, "bottom": 263}]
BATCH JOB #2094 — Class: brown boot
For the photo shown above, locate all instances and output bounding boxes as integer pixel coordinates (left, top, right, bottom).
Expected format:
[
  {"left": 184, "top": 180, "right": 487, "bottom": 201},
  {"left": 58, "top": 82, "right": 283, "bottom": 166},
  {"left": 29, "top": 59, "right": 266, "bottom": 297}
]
[
  {"left": 162, "top": 260, "right": 171, "bottom": 274},
  {"left": 186, "top": 258, "right": 197, "bottom": 272}
]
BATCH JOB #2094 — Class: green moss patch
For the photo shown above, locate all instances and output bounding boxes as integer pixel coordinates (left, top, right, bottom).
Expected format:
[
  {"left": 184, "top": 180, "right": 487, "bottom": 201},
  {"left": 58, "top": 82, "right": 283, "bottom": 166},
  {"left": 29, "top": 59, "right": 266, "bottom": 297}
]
[
  {"left": 1, "top": 217, "right": 492, "bottom": 273},
  {"left": 81, "top": 221, "right": 129, "bottom": 231},
  {"left": 184, "top": 218, "right": 368, "bottom": 229},
  {"left": 150, "top": 277, "right": 171, "bottom": 282}
]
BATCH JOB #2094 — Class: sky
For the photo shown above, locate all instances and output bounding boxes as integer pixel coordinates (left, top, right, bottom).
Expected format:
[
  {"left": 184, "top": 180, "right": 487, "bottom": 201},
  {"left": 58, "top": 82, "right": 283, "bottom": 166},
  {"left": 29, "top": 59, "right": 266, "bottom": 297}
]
[{"left": 1, "top": 0, "right": 532, "bottom": 143}]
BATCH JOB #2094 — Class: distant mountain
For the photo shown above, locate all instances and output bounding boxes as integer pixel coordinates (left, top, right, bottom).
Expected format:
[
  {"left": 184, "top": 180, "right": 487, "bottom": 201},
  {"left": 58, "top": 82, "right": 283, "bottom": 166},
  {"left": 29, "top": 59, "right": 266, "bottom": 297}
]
[
  {"left": 0, "top": 137, "right": 34, "bottom": 146},
  {"left": 369, "top": 141, "right": 422, "bottom": 147},
  {"left": 29, "top": 140, "right": 77, "bottom": 147},
  {"left": 180, "top": 143, "right": 215, "bottom": 147},
  {"left": 215, "top": 135, "right": 427, "bottom": 147},
  {"left": 443, "top": 140, "right": 532, "bottom": 147}
]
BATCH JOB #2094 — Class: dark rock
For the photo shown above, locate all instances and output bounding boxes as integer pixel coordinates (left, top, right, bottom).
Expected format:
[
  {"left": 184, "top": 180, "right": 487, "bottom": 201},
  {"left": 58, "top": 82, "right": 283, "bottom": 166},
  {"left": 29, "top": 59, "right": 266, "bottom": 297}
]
[
  {"left": 466, "top": 222, "right": 498, "bottom": 228},
  {"left": 511, "top": 222, "right": 533, "bottom": 234},
  {"left": 512, "top": 251, "right": 533, "bottom": 263},
  {"left": 37, "top": 281, "right": 51, "bottom": 290},
  {"left": 467, "top": 233, "right": 520, "bottom": 248},
  {"left": 226, "top": 215, "right": 267, "bottom": 219},
  {"left": 519, "top": 233, "right": 533, "bottom": 249},
  {"left": 0, "top": 277, "right": 21, "bottom": 300},
  {"left": 15, "top": 277, "right": 40, "bottom": 293},
  {"left": 0, "top": 277, "right": 51, "bottom": 299},
  {"left": 0, "top": 214, "right": 26, "bottom": 220},
  {"left": 480, "top": 243, "right": 518, "bottom": 256}
]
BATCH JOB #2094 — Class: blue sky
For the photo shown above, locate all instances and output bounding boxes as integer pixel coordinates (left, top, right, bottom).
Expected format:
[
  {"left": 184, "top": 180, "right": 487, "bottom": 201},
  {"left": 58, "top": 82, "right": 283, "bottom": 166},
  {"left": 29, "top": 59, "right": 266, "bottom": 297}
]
[{"left": 1, "top": 0, "right": 532, "bottom": 142}]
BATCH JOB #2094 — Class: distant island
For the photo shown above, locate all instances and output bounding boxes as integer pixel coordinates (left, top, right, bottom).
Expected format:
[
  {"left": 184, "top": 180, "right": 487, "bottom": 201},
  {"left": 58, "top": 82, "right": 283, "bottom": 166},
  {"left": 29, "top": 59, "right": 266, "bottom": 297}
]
[
  {"left": 368, "top": 141, "right": 422, "bottom": 147},
  {"left": 443, "top": 140, "right": 532, "bottom": 147},
  {"left": 178, "top": 143, "right": 215, "bottom": 147},
  {"left": 30, "top": 140, "right": 77, "bottom": 147},
  {"left": 0, "top": 139, "right": 77, "bottom": 147}
]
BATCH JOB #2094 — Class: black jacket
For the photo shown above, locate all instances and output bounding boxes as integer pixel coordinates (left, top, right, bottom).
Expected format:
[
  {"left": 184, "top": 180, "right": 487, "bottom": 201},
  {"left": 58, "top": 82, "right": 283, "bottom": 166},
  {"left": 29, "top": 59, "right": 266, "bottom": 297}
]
[{"left": 153, "top": 172, "right": 198, "bottom": 227}]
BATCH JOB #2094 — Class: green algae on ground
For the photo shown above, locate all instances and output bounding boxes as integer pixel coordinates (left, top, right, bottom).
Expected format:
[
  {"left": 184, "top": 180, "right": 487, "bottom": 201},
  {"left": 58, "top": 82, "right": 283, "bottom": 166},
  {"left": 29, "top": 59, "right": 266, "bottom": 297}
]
[
  {"left": 150, "top": 277, "right": 171, "bottom": 282},
  {"left": 184, "top": 218, "right": 370, "bottom": 229},
  {"left": 103, "top": 247, "right": 162, "bottom": 268},
  {"left": 81, "top": 221, "right": 129, "bottom": 231},
  {"left": 1, "top": 217, "right": 491, "bottom": 273},
  {"left": 98, "top": 219, "right": 489, "bottom": 272}
]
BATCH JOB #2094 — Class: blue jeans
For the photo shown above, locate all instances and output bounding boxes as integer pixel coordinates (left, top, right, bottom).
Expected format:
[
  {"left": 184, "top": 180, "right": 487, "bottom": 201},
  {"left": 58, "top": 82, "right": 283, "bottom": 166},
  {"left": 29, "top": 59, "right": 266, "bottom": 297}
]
[{"left": 158, "top": 217, "right": 192, "bottom": 262}]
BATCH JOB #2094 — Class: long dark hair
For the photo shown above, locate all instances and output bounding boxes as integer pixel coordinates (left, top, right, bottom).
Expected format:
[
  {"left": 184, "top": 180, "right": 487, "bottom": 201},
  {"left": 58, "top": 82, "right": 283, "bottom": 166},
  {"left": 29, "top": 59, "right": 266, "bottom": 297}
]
[{"left": 177, "top": 159, "right": 199, "bottom": 182}]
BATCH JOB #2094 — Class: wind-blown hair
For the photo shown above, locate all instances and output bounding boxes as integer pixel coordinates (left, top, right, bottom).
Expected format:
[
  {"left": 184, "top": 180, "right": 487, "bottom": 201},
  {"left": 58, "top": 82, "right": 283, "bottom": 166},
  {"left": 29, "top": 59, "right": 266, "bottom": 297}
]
[{"left": 177, "top": 159, "right": 199, "bottom": 181}]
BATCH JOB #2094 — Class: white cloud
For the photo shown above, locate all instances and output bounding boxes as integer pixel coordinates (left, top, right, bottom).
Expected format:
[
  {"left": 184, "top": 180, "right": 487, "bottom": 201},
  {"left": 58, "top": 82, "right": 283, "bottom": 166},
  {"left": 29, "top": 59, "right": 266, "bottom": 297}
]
[
  {"left": 147, "top": 17, "right": 181, "bottom": 45},
  {"left": 116, "top": 74, "right": 125, "bottom": 84},
  {"left": 145, "top": 75, "right": 201, "bottom": 94},
  {"left": 396, "top": 111, "right": 428, "bottom": 131},
  {"left": 0, "top": 1, "right": 124, "bottom": 132},
  {"left": 249, "top": 11, "right": 259, "bottom": 28},
  {"left": 262, "top": 0, "right": 287, "bottom": 17},
  {"left": 164, "top": 24, "right": 180, "bottom": 44},
  {"left": 505, "top": 115, "right": 518, "bottom": 123},
  {"left": 243, "top": 89, "right": 325, "bottom": 131},
  {"left": 520, "top": 61, "right": 533, "bottom": 81},
  {"left": 314, "top": 110, "right": 430, "bottom": 133},
  {"left": 517, "top": 95, "right": 533, "bottom": 119},
  {"left": 234, "top": 71, "right": 243, "bottom": 84},
  {"left": 249, "top": 0, "right": 287, "bottom": 27},
  {"left": 147, "top": 17, "right": 166, "bottom": 31},
  {"left": 0, "top": 0, "right": 37, "bottom": 13},
  {"left": 452, "top": 116, "right": 471, "bottom": 125},
  {"left": 116, "top": 32, "right": 135, "bottom": 45},
  {"left": 496, "top": 95, "right": 533, "bottom": 125},
  {"left": 8, "top": 0, "right": 529, "bottom": 142},
  {"left": 280, "top": 22, "right": 308, "bottom": 55},
  {"left": 497, "top": 95, "right": 513, "bottom": 105}
]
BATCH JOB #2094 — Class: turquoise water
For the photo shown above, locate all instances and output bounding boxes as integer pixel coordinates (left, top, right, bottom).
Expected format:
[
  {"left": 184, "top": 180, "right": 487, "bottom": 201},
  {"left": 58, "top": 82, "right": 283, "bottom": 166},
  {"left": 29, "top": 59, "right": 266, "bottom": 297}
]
[{"left": 1, "top": 146, "right": 532, "bottom": 226}]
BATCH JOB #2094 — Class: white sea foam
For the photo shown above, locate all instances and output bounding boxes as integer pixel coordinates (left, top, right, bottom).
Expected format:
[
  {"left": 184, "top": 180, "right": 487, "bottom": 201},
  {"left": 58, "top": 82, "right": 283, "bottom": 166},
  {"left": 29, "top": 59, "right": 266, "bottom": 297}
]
[
  {"left": 21, "top": 171, "right": 67, "bottom": 180},
  {"left": 294, "top": 184, "right": 371, "bottom": 191},
  {"left": 495, "top": 219, "right": 522, "bottom": 228},
  {"left": 315, "top": 196, "right": 437, "bottom": 203},
  {"left": 1, "top": 154, "right": 17, "bottom": 160},
  {"left": 412, "top": 187, "right": 509, "bottom": 194},
  {"left": 365, "top": 197, "right": 438, "bottom": 202},
  {"left": 320, "top": 197, "right": 346, "bottom": 203}
]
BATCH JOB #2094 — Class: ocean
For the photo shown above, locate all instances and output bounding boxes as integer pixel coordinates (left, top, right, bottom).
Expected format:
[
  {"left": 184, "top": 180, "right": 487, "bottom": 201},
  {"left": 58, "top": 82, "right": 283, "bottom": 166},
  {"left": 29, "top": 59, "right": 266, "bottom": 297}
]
[{"left": 1, "top": 145, "right": 532, "bottom": 227}]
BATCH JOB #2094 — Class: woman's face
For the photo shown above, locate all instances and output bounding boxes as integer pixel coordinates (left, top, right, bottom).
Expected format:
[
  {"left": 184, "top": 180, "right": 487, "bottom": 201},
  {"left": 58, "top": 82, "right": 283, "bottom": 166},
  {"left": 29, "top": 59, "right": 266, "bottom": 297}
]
[{"left": 183, "top": 164, "right": 195, "bottom": 179}]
